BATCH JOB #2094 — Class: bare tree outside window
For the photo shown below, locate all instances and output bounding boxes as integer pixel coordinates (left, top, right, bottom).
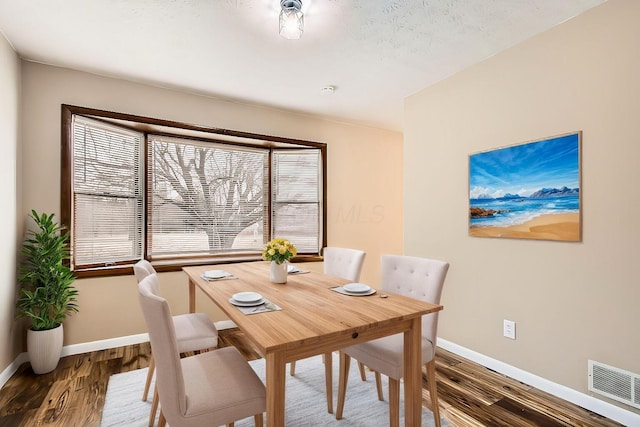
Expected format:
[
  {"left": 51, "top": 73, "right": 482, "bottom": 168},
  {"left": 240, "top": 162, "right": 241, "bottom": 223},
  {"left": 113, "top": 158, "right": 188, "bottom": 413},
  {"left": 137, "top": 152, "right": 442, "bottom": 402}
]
[{"left": 149, "top": 137, "right": 268, "bottom": 256}]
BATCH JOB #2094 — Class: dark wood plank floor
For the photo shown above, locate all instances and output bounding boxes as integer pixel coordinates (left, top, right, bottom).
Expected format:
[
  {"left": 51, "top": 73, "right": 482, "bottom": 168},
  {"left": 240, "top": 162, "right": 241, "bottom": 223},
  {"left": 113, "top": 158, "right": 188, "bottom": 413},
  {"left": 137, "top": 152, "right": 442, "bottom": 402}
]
[{"left": 0, "top": 329, "right": 624, "bottom": 427}]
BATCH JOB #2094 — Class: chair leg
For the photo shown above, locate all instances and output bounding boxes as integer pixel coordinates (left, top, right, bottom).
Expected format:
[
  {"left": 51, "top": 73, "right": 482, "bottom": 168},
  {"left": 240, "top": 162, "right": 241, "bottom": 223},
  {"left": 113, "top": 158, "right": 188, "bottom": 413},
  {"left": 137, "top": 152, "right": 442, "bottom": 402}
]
[
  {"left": 374, "top": 371, "right": 384, "bottom": 401},
  {"left": 291, "top": 354, "right": 326, "bottom": 377},
  {"left": 227, "top": 423, "right": 234, "bottom": 427},
  {"left": 324, "top": 352, "right": 333, "bottom": 414},
  {"left": 254, "top": 412, "right": 263, "bottom": 426},
  {"left": 143, "top": 354, "right": 155, "bottom": 401},
  {"left": 336, "top": 352, "right": 351, "bottom": 420},
  {"left": 158, "top": 410, "right": 166, "bottom": 427},
  {"left": 148, "top": 385, "right": 159, "bottom": 427},
  {"left": 426, "top": 359, "right": 441, "bottom": 427},
  {"left": 357, "top": 361, "right": 367, "bottom": 381},
  {"left": 389, "top": 377, "right": 400, "bottom": 427}
]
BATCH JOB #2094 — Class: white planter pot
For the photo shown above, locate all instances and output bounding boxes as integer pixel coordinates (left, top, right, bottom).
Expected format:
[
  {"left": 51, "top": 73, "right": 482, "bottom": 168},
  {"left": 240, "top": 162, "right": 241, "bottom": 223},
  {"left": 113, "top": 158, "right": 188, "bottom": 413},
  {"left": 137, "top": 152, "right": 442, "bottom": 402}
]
[
  {"left": 27, "top": 324, "right": 63, "bottom": 374},
  {"left": 270, "top": 261, "right": 288, "bottom": 284}
]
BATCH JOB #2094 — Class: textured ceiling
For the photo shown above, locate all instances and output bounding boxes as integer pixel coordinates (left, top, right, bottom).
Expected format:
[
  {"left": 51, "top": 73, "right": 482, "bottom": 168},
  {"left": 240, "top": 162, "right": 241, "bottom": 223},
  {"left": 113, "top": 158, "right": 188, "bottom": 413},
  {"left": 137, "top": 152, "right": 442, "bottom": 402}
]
[{"left": 0, "top": 0, "right": 605, "bottom": 131}]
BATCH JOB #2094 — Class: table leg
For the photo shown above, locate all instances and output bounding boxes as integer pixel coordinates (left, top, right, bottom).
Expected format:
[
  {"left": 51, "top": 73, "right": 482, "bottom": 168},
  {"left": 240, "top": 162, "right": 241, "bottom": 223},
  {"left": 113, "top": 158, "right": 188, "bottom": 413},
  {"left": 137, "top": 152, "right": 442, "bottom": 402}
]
[
  {"left": 324, "top": 352, "right": 333, "bottom": 413},
  {"left": 404, "top": 317, "right": 422, "bottom": 426},
  {"left": 266, "top": 352, "right": 286, "bottom": 426},
  {"left": 188, "top": 280, "right": 195, "bottom": 313}
]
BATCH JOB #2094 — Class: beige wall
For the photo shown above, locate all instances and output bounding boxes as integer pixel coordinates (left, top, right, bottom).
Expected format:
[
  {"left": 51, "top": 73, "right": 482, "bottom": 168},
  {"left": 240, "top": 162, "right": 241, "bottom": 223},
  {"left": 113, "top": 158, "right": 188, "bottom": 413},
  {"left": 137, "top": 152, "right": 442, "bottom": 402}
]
[
  {"left": 17, "top": 62, "right": 403, "bottom": 346},
  {"left": 405, "top": 0, "right": 639, "bottom": 412},
  {"left": 0, "top": 33, "right": 20, "bottom": 375}
]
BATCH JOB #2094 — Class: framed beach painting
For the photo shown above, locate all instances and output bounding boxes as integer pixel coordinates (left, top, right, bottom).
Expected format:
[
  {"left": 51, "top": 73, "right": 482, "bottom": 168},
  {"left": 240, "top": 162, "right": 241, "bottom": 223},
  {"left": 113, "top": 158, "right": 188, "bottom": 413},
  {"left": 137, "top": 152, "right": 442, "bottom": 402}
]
[{"left": 469, "top": 132, "right": 581, "bottom": 242}]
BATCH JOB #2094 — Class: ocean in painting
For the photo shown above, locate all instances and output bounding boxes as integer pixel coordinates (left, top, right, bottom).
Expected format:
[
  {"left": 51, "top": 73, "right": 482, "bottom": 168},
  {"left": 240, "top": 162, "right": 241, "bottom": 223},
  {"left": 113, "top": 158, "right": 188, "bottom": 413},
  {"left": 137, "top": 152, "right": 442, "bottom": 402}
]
[
  {"left": 469, "top": 194, "right": 579, "bottom": 228},
  {"left": 469, "top": 133, "right": 581, "bottom": 231}
]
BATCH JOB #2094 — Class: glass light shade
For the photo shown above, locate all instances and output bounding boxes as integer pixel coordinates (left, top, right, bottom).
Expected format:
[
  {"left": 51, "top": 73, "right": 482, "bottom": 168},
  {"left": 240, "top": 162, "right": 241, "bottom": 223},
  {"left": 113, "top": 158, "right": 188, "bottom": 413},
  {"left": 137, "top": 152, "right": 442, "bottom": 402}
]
[{"left": 279, "top": 6, "right": 304, "bottom": 39}]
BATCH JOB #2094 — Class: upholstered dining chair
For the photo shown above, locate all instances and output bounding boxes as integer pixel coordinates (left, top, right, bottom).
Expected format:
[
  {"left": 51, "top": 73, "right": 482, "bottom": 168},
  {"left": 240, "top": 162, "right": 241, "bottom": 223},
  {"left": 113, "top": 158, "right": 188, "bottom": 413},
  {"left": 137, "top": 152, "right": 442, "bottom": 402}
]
[
  {"left": 335, "top": 254, "right": 449, "bottom": 427},
  {"left": 288, "top": 247, "right": 366, "bottom": 414},
  {"left": 138, "top": 274, "right": 265, "bottom": 427},
  {"left": 322, "top": 246, "right": 367, "bottom": 286},
  {"left": 133, "top": 260, "right": 219, "bottom": 427}
]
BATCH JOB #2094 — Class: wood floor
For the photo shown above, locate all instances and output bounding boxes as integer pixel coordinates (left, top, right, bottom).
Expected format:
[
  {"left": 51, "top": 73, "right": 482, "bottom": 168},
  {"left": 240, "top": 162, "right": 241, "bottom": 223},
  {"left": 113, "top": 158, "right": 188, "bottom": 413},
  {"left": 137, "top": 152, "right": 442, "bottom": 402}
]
[{"left": 0, "top": 328, "right": 624, "bottom": 427}]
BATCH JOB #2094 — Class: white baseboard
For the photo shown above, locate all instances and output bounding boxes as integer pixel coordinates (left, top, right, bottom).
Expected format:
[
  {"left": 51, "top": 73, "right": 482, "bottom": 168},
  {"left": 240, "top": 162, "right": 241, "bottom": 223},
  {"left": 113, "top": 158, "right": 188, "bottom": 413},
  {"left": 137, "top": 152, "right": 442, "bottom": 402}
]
[
  {"left": 0, "top": 352, "right": 29, "bottom": 390},
  {"left": 1, "top": 333, "right": 152, "bottom": 390},
  {"left": 60, "top": 333, "right": 150, "bottom": 357},
  {"left": 437, "top": 338, "right": 640, "bottom": 427},
  {"left": 1, "top": 320, "right": 237, "bottom": 390}
]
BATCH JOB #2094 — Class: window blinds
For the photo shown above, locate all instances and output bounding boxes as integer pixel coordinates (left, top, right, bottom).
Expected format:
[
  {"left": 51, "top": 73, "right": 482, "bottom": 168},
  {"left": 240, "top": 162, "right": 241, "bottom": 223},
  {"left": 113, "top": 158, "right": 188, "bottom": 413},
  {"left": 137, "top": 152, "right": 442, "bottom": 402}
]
[
  {"left": 72, "top": 116, "right": 144, "bottom": 268},
  {"left": 272, "top": 150, "right": 322, "bottom": 253}
]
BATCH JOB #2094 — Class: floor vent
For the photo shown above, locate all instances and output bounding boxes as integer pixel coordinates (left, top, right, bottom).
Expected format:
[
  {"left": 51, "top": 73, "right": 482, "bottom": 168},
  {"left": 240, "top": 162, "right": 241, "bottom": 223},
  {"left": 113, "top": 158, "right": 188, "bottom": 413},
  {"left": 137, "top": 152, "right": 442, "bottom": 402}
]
[{"left": 588, "top": 360, "right": 640, "bottom": 409}]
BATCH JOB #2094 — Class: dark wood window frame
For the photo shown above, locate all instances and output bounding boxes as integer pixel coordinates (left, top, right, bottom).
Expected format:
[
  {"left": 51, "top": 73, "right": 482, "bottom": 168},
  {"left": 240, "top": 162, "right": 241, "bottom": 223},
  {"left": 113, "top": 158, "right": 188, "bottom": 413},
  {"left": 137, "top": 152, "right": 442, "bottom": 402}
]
[{"left": 61, "top": 104, "right": 327, "bottom": 278}]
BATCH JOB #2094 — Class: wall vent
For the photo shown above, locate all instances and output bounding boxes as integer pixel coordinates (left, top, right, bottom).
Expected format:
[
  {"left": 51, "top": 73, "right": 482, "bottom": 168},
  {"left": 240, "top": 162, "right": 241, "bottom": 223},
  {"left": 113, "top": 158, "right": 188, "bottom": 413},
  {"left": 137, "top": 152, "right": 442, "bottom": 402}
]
[{"left": 588, "top": 360, "right": 640, "bottom": 409}]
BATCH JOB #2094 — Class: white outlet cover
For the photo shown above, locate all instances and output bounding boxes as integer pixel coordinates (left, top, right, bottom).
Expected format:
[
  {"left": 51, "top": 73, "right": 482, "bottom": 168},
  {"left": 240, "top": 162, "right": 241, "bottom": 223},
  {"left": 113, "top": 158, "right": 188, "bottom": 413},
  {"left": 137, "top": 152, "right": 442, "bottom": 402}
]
[{"left": 503, "top": 319, "right": 516, "bottom": 339}]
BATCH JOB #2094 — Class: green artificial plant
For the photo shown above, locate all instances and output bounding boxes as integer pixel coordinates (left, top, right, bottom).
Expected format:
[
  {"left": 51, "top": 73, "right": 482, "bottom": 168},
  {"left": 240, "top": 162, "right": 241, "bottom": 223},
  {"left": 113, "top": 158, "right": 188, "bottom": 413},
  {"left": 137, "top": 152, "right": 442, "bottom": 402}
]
[{"left": 16, "top": 210, "right": 78, "bottom": 331}]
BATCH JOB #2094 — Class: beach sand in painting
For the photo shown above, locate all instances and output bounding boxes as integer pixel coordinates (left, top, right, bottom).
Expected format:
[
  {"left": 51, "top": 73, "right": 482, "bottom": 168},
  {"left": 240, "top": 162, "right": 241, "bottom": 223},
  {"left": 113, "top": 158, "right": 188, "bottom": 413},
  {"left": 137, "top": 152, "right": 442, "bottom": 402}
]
[{"left": 469, "top": 213, "right": 580, "bottom": 241}]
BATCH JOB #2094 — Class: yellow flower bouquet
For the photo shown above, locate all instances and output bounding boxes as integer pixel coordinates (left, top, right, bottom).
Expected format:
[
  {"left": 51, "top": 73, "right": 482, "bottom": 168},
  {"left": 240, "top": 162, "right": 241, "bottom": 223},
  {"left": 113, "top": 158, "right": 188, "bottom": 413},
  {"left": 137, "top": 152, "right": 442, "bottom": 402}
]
[{"left": 262, "top": 238, "right": 297, "bottom": 264}]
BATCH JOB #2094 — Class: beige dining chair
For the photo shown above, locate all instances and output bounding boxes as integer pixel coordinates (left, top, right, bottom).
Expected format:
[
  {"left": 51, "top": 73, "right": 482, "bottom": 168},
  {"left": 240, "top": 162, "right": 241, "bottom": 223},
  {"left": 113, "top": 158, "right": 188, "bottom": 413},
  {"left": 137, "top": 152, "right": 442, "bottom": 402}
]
[
  {"left": 288, "top": 247, "right": 366, "bottom": 414},
  {"left": 138, "top": 274, "right": 265, "bottom": 427},
  {"left": 133, "top": 260, "right": 218, "bottom": 427},
  {"left": 335, "top": 254, "right": 449, "bottom": 427}
]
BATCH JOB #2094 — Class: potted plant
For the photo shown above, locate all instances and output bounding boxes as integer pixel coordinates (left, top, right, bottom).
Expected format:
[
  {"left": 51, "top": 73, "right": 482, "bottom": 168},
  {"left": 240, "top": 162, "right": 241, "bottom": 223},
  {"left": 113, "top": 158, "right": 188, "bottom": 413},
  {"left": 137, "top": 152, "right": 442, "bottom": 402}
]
[{"left": 16, "top": 210, "right": 78, "bottom": 374}]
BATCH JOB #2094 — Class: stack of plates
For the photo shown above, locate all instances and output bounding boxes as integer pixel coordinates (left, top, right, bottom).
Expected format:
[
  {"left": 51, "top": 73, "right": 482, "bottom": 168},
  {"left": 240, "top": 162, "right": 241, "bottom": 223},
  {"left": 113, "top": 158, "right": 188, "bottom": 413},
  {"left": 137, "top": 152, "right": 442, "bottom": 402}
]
[
  {"left": 229, "top": 292, "right": 265, "bottom": 307},
  {"left": 202, "top": 270, "right": 232, "bottom": 280},
  {"left": 342, "top": 283, "right": 374, "bottom": 295}
]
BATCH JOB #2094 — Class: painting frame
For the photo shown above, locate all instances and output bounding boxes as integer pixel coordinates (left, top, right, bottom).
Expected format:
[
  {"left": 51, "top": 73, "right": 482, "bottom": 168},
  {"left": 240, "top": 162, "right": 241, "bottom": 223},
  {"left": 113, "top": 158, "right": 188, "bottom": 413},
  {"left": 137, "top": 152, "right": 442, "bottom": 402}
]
[{"left": 468, "top": 132, "right": 582, "bottom": 242}]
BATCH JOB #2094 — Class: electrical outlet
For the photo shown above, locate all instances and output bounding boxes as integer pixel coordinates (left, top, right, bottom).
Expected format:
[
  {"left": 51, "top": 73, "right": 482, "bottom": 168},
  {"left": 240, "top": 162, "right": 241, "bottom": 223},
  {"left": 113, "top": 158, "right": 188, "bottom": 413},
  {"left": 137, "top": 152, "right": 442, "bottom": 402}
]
[{"left": 503, "top": 319, "right": 516, "bottom": 339}]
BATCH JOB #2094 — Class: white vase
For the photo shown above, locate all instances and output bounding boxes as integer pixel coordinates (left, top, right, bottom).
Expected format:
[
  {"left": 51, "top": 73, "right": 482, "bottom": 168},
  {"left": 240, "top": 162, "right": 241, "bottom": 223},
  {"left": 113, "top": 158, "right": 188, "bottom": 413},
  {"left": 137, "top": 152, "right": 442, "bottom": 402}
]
[
  {"left": 27, "top": 324, "right": 64, "bottom": 374},
  {"left": 270, "top": 261, "right": 288, "bottom": 284}
]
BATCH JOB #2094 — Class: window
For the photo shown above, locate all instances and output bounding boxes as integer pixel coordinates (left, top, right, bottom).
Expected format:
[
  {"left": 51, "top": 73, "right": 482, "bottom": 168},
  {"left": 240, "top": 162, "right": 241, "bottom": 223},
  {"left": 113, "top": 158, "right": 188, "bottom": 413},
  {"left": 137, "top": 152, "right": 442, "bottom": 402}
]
[
  {"left": 147, "top": 135, "right": 269, "bottom": 259},
  {"left": 272, "top": 150, "right": 321, "bottom": 252},
  {"left": 62, "top": 105, "right": 326, "bottom": 275},
  {"left": 71, "top": 116, "right": 144, "bottom": 267}
]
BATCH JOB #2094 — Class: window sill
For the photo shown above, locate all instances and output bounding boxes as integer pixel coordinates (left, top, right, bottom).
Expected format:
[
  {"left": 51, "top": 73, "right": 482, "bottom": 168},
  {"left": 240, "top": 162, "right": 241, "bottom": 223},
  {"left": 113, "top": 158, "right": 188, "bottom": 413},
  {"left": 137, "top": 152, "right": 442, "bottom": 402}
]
[{"left": 73, "top": 254, "right": 323, "bottom": 279}]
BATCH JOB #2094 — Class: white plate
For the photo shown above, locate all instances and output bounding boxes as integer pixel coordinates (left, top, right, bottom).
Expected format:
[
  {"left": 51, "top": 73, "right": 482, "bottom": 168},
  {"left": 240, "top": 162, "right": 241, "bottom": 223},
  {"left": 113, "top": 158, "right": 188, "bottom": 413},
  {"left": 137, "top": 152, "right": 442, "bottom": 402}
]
[
  {"left": 203, "top": 270, "right": 231, "bottom": 279},
  {"left": 344, "top": 288, "right": 376, "bottom": 296},
  {"left": 232, "top": 292, "right": 263, "bottom": 303},
  {"left": 228, "top": 298, "right": 265, "bottom": 307},
  {"left": 343, "top": 283, "right": 371, "bottom": 293}
]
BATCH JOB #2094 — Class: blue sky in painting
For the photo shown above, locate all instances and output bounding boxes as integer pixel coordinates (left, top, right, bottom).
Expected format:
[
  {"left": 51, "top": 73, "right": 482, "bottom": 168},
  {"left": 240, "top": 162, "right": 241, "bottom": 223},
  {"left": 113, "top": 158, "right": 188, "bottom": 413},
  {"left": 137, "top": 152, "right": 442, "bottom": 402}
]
[{"left": 469, "top": 133, "right": 580, "bottom": 199}]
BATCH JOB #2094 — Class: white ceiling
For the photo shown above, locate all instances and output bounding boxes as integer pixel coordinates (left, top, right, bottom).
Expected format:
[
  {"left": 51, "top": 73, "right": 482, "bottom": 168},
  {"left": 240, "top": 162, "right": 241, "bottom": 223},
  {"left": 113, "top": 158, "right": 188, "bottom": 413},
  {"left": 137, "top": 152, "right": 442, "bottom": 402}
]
[{"left": 0, "top": 0, "right": 605, "bottom": 131}]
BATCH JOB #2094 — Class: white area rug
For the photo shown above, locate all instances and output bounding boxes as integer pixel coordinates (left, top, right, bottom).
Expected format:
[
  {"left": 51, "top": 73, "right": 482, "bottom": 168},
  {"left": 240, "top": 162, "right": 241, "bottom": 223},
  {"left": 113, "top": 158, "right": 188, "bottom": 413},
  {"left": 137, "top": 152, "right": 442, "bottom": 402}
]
[{"left": 101, "top": 354, "right": 446, "bottom": 426}]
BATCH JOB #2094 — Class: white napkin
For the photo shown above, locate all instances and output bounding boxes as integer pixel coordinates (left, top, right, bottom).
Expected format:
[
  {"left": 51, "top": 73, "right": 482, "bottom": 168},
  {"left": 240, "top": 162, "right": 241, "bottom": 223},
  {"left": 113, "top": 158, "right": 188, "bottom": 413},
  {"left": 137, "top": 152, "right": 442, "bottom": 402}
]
[{"left": 287, "top": 265, "right": 309, "bottom": 275}]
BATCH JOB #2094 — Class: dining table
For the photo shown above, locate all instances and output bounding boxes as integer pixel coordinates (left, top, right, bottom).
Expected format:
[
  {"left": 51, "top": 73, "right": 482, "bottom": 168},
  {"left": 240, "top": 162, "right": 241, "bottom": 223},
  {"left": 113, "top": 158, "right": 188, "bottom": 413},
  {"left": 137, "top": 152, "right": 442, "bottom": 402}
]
[{"left": 183, "top": 261, "right": 443, "bottom": 426}]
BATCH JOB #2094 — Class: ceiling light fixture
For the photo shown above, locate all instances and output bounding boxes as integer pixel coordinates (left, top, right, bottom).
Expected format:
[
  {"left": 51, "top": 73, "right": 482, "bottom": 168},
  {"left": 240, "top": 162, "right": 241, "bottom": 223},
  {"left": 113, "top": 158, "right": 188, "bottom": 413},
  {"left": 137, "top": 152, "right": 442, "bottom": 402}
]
[
  {"left": 321, "top": 85, "right": 336, "bottom": 95},
  {"left": 279, "top": 0, "right": 304, "bottom": 40}
]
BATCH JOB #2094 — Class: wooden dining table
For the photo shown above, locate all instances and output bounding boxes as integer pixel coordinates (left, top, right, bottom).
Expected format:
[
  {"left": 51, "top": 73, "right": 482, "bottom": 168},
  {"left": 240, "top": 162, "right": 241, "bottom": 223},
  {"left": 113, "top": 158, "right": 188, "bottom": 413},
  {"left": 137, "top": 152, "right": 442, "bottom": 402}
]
[{"left": 183, "top": 261, "right": 443, "bottom": 426}]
